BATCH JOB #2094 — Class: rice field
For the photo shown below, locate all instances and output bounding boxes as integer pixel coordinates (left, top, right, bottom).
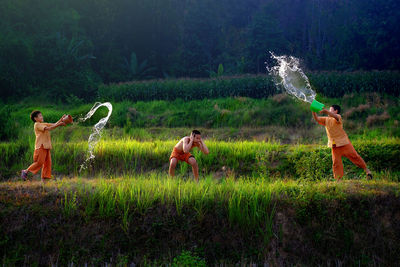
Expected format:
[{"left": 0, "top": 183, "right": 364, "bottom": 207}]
[
  {"left": 1, "top": 174, "right": 399, "bottom": 265},
  {"left": 1, "top": 93, "right": 400, "bottom": 265},
  {"left": 1, "top": 136, "right": 399, "bottom": 181},
  {"left": 1, "top": 133, "right": 399, "bottom": 265}
]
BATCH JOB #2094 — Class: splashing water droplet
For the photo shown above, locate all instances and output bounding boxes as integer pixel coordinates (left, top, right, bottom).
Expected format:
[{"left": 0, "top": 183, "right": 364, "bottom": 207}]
[
  {"left": 267, "top": 52, "right": 316, "bottom": 103},
  {"left": 78, "top": 102, "right": 113, "bottom": 172}
]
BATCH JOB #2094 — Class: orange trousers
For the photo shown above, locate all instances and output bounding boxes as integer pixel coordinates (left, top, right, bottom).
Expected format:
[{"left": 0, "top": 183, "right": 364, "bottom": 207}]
[
  {"left": 27, "top": 145, "right": 52, "bottom": 179},
  {"left": 332, "top": 143, "right": 367, "bottom": 179}
]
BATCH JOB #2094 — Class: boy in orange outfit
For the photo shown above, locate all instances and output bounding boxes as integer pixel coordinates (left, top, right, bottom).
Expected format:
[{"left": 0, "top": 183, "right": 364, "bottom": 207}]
[
  {"left": 21, "top": 111, "right": 66, "bottom": 181},
  {"left": 169, "top": 130, "right": 209, "bottom": 182},
  {"left": 312, "top": 104, "right": 372, "bottom": 180}
]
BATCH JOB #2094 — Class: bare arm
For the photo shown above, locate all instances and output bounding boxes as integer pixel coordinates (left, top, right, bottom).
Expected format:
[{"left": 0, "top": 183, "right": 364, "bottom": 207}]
[
  {"left": 312, "top": 111, "right": 323, "bottom": 124},
  {"left": 183, "top": 136, "right": 194, "bottom": 154},
  {"left": 44, "top": 121, "right": 65, "bottom": 131},
  {"left": 56, "top": 114, "right": 67, "bottom": 124},
  {"left": 198, "top": 139, "right": 209, "bottom": 155},
  {"left": 320, "top": 109, "right": 340, "bottom": 121}
]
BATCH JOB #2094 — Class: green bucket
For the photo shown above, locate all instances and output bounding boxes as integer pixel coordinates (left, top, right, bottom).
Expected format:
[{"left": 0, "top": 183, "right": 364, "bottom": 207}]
[{"left": 310, "top": 99, "right": 324, "bottom": 112}]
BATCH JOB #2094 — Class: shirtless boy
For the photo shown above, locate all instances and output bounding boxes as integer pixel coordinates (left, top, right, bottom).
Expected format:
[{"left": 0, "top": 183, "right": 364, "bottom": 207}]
[{"left": 169, "top": 130, "right": 209, "bottom": 181}]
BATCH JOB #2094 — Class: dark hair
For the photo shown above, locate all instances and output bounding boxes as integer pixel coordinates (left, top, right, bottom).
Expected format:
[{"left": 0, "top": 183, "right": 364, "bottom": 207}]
[
  {"left": 30, "top": 110, "right": 41, "bottom": 122},
  {"left": 192, "top": 130, "right": 201, "bottom": 136},
  {"left": 331, "top": 105, "right": 341, "bottom": 114}
]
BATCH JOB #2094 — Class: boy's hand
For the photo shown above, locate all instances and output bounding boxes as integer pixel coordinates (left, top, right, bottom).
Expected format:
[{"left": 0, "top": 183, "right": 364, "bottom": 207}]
[
  {"left": 189, "top": 132, "right": 195, "bottom": 142},
  {"left": 320, "top": 109, "right": 329, "bottom": 115},
  {"left": 57, "top": 114, "right": 67, "bottom": 124},
  {"left": 58, "top": 121, "right": 66, "bottom": 126}
]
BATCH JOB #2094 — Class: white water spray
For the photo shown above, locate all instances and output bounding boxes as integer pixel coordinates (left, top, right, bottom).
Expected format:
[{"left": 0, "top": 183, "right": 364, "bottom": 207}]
[
  {"left": 268, "top": 52, "right": 316, "bottom": 103},
  {"left": 78, "top": 102, "right": 113, "bottom": 171}
]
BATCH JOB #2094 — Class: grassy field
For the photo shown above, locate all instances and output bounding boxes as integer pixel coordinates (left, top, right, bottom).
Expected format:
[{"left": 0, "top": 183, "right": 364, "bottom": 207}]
[
  {"left": 1, "top": 138, "right": 399, "bottom": 180},
  {"left": 1, "top": 92, "right": 399, "bottom": 179},
  {"left": 1, "top": 91, "right": 400, "bottom": 265},
  {"left": 3, "top": 92, "right": 399, "bottom": 133},
  {"left": 1, "top": 174, "right": 399, "bottom": 265}
]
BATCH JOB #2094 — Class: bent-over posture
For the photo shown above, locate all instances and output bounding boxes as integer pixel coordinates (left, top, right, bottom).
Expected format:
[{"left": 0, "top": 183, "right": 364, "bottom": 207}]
[{"left": 169, "top": 130, "right": 209, "bottom": 181}]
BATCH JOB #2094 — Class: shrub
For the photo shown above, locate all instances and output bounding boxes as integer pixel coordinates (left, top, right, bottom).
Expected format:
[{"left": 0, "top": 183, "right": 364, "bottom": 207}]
[{"left": 172, "top": 250, "right": 206, "bottom": 267}]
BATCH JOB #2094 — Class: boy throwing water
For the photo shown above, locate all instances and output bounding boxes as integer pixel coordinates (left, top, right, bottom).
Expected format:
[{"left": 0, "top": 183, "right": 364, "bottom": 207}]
[
  {"left": 21, "top": 111, "right": 66, "bottom": 181},
  {"left": 169, "top": 130, "right": 209, "bottom": 181},
  {"left": 312, "top": 105, "right": 372, "bottom": 181}
]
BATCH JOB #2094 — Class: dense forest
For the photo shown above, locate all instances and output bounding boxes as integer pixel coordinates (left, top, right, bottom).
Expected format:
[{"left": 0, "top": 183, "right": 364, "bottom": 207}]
[{"left": 1, "top": 0, "right": 399, "bottom": 100}]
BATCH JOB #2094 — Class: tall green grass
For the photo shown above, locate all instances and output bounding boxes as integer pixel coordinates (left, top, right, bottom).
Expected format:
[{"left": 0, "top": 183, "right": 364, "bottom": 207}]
[
  {"left": 2, "top": 175, "right": 400, "bottom": 265},
  {"left": 58, "top": 176, "right": 305, "bottom": 230},
  {"left": 5, "top": 93, "right": 399, "bottom": 137},
  {"left": 1, "top": 138, "right": 399, "bottom": 180},
  {"left": 54, "top": 174, "right": 400, "bottom": 235}
]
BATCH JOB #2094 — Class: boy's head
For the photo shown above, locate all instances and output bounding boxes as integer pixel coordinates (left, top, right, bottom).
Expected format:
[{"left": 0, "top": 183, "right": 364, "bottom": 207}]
[
  {"left": 329, "top": 105, "right": 341, "bottom": 115},
  {"left": 30, "top": 110, "right": 43, "bottom": 123},
  {"left": 192, "top": 129, "right": 201, "bottom": 143}
]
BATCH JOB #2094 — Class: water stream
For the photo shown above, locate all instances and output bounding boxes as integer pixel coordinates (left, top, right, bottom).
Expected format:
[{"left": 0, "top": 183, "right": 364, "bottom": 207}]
[{"left": 77, "top": 102, "right": 113, "bottom": 172}]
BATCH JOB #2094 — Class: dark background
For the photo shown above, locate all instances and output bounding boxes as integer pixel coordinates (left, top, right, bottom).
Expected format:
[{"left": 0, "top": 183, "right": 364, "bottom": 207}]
[{"left": 1, "top": 0, "right": 399, "bottom": 100}]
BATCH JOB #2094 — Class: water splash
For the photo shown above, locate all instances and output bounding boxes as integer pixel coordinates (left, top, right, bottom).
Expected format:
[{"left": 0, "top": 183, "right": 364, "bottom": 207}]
[
  {"left": 267, "top": 52, "right": 316, "bottom": 103},
  {"left": 78, "top": 102, "right": 113, "bottom": 171}
]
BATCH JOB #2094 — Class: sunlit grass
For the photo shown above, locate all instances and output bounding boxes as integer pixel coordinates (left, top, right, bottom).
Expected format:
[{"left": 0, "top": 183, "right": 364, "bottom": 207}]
[
  {"left": 1, "top": 173, "right": 399, "bottom": 231},
  {"left": 1, "top": 138, "right": 399, "bottom": 181}
]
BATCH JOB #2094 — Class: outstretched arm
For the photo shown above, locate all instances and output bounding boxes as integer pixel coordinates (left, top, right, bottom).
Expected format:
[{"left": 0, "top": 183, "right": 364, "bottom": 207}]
[
  {"left": 44, "top": 121, "right": 65, "bottom": 131},
  {"left": 56, "top": 114, "right": 67, "bottom": 124}
]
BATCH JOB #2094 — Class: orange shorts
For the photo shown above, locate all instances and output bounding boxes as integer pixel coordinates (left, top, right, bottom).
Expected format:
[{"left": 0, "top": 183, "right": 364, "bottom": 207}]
[{"left": 169, "top": 147, "right": 194, "bottom": 163}]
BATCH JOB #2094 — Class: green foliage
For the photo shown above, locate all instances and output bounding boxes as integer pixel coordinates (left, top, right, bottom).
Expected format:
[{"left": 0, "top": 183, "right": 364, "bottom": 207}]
[
  {"left": 62, "top": 191, "right": 78, "bottom": 217},
  {"left": 2, "top": 92, "right": 398, "bottom": 179},
  {"left": 99, "top": 72, "right": 400, "bottom": 103},
  {"left": 2, "top": 139, "right": 398, "bottom": 180},
  {"left": 172, "top": 250, "right": 206, "bottom": 267},
  {"left": 124, "top": 52, "right": 156, "bottom": 80},
  {"left": 309, "top": 71, "right": 400, "bottom": 98},
  {"left": 1, "top": 0, "right": 399, "bottom": 101},
  {"left": 217, "top": 63, "right": 224, "bottom": 77},
  {"left": 1, "top": 176, "right": 400, "bottom": 265},
  {"left": 288, "top": 146, "right": 333, "bottom": 180},
  {"left": 209, "top": 63, "right": 225, "bottom": 78},
  {"left": 0, "top": 105, "right": 18, "bottom": 141},
  {"left": 99, "top": 75, "right": 275, "bottom": 102}
]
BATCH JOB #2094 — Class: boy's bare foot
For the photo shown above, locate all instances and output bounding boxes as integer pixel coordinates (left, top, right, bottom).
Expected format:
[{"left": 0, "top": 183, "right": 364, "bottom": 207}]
[
  {"left": 21, "top": 170, "right": 28, "bottom": 181},
  {"left": 366, "top": 169, "right": 373, "bottom": 180}
]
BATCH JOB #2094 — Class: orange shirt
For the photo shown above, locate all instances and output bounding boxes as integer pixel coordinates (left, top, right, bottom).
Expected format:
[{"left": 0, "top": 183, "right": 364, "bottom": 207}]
[
  {"left": 34, "top": 122, "right": 53, "bottom": 149},
  {"left": 318, "top": 115, "right": 350, "bottom": 148}
]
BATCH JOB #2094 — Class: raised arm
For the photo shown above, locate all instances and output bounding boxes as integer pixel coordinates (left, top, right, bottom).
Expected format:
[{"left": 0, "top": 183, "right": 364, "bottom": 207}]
[
  {"left": 320, "top": 109, "right": 340, "bottom": 121},
  {"left": 183, "top": 135, "right": 194, "bottom": 154},
  {"left": 312, "top": 111, "right": 322, "bottom": 123}
]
